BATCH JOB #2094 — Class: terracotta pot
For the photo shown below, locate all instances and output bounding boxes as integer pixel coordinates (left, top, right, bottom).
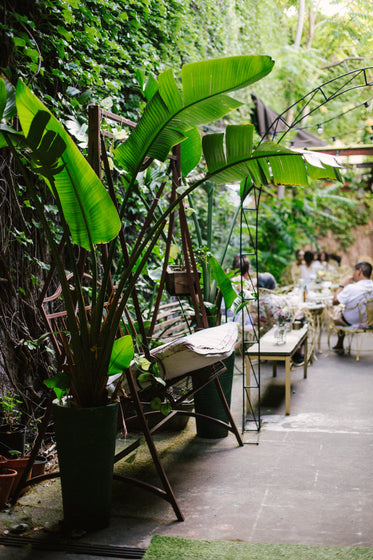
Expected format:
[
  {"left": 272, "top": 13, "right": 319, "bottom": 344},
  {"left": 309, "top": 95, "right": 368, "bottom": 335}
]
[
  {"left": 6, "top": 455, "right": 31, "bottom": 497},
  {"left": 0, "top": 468, "right": 17, "bottom": 509},
  {"left": 31, "top": 456, "right": 47, "bottom": 478}
]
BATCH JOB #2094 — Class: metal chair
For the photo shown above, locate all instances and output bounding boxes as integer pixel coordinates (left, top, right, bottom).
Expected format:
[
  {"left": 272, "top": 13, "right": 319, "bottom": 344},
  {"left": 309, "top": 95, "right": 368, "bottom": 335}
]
[{"left": 327, "top": 294, "right": 373, "bottom": 360}]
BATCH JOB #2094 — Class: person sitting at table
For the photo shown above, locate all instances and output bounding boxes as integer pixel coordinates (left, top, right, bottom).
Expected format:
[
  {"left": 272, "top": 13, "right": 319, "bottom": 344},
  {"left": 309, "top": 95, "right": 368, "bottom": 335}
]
[
  {"left": 300, "top": 250, "right": 319, "bottom": 285},
  {"left": 289, "top": 248, "right": 305, "bottom": 284},
  {"left": 318, "top": 250, "right": 329, "bottom": 270},
  {"left": 331, "top": 261, "right": 373, "bottom": 353},
  {"left": 257, "top": 271, "right": 277, "bottom": 290},
  {"left": 231, "top": 254, "right": 256, "bottom": 293},
  {"left": 229, "top": 255, "right": 281, "bottom": 335}
]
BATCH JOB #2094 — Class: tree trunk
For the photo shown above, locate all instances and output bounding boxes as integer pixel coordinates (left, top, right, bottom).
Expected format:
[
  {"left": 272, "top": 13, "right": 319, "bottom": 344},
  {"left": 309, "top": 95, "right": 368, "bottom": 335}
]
[{"left": 294, "top": 0, "right": 305, "bottom": 47}]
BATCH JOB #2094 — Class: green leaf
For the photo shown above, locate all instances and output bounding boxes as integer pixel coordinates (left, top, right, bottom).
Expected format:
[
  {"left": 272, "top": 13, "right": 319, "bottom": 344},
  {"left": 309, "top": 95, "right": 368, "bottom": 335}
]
[
  {"left": 160, "top": 402, "right": 172, "bottom": 416},
  {"left": 202, "top": 133, "right": 225, "bottom": 174},
  {"left": 150, "top": 396, "right": 162, "bottom": 410},
  {"left": 115, "top": 55, "right": 274, "bottom": 179},
  {"left": 44, "top": 371, "right": 70, "bottom": 402},
  {"left": 202, "top": 128, "right": 341, "bottom": 188},
  {"left": 180, "top": 126, "right": 202, "bottom": 176},
  {"left": 108, "top": 335, "right": 134, "bottom": 376},
  {"left": 158, "top": 69, "right": 183, "bottom": 114},
  {"left": 182, "top": 56, "right": 274, "bottom": 104},
  {"left": 208, "top": 255, "right": 237, "bottom": 309},
  {"left": 301, "top": 150, "right": 343, "bottom": 182},
  {"left": 144, "top": 75, "right": 159, "bottom": 101},
  {"left": 0, "top": 78, "right": 6, "bottom": 121},
  {"left": 0, "top": 76, "right": 17, "bottom": 120},
  {"left": 16, "top": 80, "right": 121, "bottom": 250}
]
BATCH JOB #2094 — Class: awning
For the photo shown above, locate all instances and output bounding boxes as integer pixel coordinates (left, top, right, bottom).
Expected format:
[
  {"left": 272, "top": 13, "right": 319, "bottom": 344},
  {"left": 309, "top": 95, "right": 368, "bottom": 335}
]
[{"left": 251, "top": 95, "right": 328, "bottom": 148}]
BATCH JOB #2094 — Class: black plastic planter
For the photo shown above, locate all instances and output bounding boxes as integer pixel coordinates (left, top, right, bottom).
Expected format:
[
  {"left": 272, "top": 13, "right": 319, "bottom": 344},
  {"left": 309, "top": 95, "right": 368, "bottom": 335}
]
[
  {"left": 192, "top": 352, "right": 235, "bottom": 438},
  {"left": 0, "top": 425, "right": 26, "bottom": 458},
  {"left": 52, "top": 402, "right": 118, "bottom": 531}
]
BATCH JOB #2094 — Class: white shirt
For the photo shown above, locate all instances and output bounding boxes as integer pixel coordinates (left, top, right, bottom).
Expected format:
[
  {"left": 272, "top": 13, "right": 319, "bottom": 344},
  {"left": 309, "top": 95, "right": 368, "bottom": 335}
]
[
  {"left": 300, "top": 262, "right": 319, "bottom": 285},
  {"left": 337, "top": 279, "right": 373, "bottom": 325}
]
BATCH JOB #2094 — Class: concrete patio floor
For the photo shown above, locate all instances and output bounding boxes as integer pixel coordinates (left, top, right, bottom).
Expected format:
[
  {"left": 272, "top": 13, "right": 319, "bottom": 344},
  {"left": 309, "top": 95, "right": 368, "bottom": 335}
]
[{"left": 1, "top": 331, "right": 372, "bottom": 559}]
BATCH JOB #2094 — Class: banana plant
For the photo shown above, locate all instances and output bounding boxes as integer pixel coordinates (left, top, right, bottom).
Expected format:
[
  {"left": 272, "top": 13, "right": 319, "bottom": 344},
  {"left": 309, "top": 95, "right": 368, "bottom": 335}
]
[
  {"left": 0, "top": 78, "right": 134, "bottom": 407},
  {"left": 0, "top": 55, "right": 277, "bottom": 407},
  {"left": 0, "top": 55, "right": 342, "bottom": 408}
]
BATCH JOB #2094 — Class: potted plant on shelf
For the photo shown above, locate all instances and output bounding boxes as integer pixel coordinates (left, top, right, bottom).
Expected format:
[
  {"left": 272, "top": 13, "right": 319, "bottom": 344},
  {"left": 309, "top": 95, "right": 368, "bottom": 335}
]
[{"left": 0, "top": 54, "right": 341, "bottom": 529}]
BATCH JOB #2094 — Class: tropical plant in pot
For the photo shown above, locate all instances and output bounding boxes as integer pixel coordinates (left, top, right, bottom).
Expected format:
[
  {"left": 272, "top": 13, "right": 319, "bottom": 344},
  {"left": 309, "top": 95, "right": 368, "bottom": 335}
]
[
  {"left": 0, "top": 54, "right": 341, "bottom": 528},
  {"left": 0, "top": 391, "right": 26, "bottom": 458}
]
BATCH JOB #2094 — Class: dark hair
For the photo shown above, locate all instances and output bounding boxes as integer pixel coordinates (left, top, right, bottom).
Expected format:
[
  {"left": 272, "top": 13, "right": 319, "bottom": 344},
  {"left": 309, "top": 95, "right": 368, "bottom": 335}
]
[
  {"left": 304, "top": 250, "right": 314, "bottom": 266},
  {"left": 232, "top": 254, "right": 250, "bottom": 276},
  {"left": 318, "top": 251, "right": 329, "bottom": 262},
  {"left": 355, "top": 261, "right": 373, "bottom": 279},
  {"left": 257, "top": 272, "right": 277, "bottom": 290},
  {"left": 329, "top": 253, "right": 341, "bottom": 266}
]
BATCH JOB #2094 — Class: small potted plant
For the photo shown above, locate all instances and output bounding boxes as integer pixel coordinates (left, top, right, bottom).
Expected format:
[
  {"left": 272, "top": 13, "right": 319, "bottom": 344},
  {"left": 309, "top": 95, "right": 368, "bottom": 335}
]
[{"left": 0, "top": 391, "right": 26, "bottom": 458}]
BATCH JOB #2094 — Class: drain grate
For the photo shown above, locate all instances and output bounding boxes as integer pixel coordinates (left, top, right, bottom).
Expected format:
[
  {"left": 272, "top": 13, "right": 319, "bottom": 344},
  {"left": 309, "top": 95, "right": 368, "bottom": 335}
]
[{"left": 0, "top": 534, "right": 146, "bottom": 558}]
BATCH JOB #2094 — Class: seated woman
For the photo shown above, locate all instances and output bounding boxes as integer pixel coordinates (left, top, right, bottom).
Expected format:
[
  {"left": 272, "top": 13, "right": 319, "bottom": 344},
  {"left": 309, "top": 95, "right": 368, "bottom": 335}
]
[{"left": 300, "top": 250, "right": 318, "bottom": 285}]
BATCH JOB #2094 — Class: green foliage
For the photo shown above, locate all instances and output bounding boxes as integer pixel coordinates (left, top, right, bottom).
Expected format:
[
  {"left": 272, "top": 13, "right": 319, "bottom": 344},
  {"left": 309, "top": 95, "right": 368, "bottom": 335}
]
[
  {"left": 252, "top": 173, "right": 373, "bottom": 283},
  {"left": 2, "top": 55, "right": 288, "bottom": 408},
  {"left": 0, "top": 391, "right": 23, "bottom": 430},
  {"left": 2, "top": 0, "right": 372, "bottom": 411}
]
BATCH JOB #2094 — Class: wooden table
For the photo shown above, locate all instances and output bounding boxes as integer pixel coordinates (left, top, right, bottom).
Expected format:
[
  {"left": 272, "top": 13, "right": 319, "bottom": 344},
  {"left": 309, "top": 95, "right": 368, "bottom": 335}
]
[{"left": 246, "top": 325, "right": 308, "bottom": 415}]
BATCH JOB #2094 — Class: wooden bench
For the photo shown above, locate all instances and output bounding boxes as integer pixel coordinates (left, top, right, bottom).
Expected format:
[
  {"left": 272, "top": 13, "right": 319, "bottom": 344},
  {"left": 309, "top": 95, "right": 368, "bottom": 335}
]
[
  {"left": 246, "top": 325, "right": 308, "bottom": 415},
  {"left": 148, "top": 299, "right": 195, "bottom": 345}
]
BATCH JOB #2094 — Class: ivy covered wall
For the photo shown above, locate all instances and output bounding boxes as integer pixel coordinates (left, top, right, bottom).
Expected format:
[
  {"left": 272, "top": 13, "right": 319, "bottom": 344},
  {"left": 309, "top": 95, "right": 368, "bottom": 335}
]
[{"left": 1, "top": 0, "right": 286, "bottom": 120}]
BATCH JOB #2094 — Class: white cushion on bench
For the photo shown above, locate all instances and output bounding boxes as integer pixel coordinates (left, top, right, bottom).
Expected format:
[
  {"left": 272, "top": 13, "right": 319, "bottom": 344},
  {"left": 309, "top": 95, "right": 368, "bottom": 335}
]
[{"left": 150, "top": 322, "right": 238, "bottom": 380}]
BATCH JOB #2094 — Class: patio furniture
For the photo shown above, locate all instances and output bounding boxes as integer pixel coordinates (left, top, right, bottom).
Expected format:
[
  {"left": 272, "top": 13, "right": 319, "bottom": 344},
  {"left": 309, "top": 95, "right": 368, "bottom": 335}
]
[
  {"left": 246, "top": 325, "right": 308, "bottom": 415},
  {"left": 326, "top": 296, "right": 373, "bottom": 360}
]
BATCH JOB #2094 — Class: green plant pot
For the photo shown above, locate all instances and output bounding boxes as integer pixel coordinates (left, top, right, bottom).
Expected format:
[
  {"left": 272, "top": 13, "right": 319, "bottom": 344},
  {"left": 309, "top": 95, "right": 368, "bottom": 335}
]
[
  {"left": 192, "top": 352, "right": 235, "bottom": 439},
  {"left": 52, "top": 402, "right": 119, "bottom": 531}
]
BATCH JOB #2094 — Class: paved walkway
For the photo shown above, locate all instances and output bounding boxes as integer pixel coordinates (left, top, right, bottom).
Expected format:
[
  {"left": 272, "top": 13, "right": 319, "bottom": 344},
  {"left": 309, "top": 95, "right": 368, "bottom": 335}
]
[{"left": 1, "top": 332, "right": 373, "bottom": 558}]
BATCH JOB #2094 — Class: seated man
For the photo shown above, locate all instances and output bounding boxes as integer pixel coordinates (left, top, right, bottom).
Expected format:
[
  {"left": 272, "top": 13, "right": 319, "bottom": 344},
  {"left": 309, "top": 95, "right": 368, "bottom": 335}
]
[{"left": 332, "top": 260, "right": 373, "bottom": 353}]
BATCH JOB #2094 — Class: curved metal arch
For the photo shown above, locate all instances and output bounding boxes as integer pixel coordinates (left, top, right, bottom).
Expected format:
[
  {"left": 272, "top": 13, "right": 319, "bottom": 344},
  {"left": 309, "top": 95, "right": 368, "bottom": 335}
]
[
  {"left": 241, "top": 68, "right": 373, "bottom": 435},
  {"left": 258, "top": 66, "right": 373, "bottom": 146}
]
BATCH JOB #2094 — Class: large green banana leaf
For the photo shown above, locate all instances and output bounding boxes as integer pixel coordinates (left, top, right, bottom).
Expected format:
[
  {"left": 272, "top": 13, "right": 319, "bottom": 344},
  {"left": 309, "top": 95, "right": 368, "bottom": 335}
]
[
  {"left": 208, "top": 255, "right": 237, "bottom": 310},
  {"left": 202, "top": 124, "right": 342, "bottom": 192},
  {"left": 14, "top": 80, "right": 121, "bottom": 250},
  {"left": 115, "top": 55, "right": 274, "bottom": 178},
  {"left": 180, "top": 126, "right": 202, "bottom": 177}
]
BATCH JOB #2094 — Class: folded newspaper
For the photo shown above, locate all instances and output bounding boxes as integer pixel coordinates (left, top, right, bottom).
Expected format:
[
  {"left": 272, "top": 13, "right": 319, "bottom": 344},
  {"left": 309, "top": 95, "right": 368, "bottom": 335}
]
[{"left": 151, "top": 322, "right": 238, "bottom": 379}]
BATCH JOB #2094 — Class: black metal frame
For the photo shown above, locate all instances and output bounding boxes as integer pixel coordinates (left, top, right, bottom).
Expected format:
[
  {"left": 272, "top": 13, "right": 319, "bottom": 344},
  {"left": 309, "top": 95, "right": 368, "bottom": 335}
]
[{"left": 241, "top": 66, "right": 373, "bottom": 436}]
